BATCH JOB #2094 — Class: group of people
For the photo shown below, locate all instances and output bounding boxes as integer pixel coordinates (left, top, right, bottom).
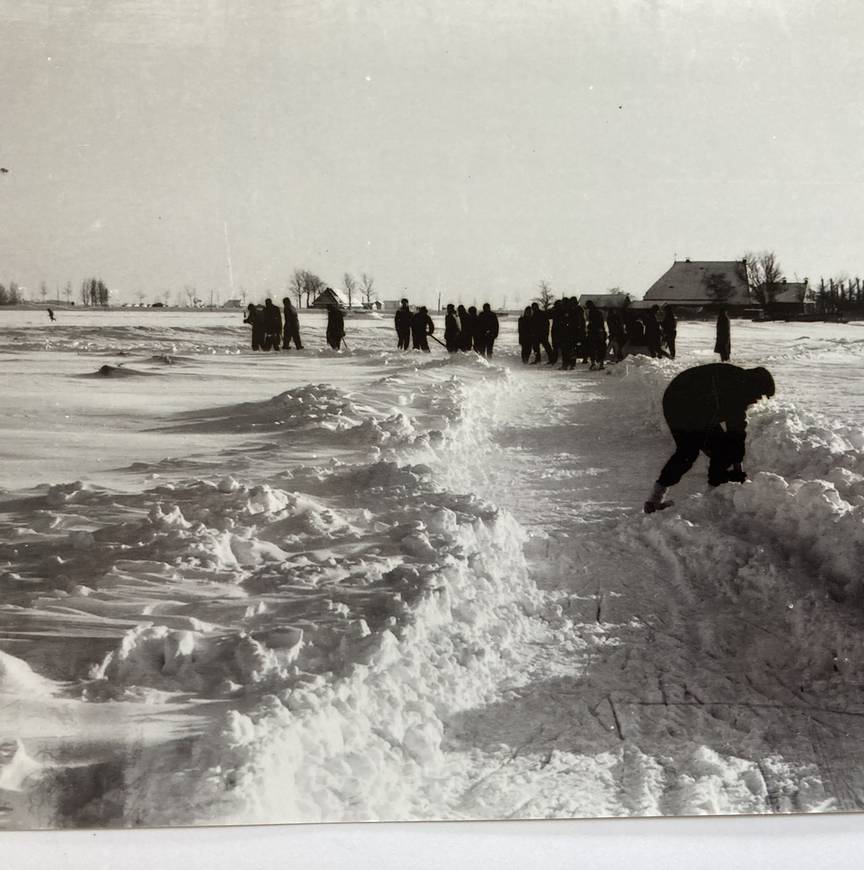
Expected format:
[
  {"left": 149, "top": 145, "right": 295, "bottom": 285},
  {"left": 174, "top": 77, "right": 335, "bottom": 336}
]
[
  {"left": 244, "top": 296, "right": 733, "bottom": 365},
  {"left": 393, "top": 300, "right": 501, "bottom": 356},
  {"left": 244, "top": 298, "right": 304, "bottom": 351},
  {"left": 517, "top": 300, "right": 683, "bottom": 370}
]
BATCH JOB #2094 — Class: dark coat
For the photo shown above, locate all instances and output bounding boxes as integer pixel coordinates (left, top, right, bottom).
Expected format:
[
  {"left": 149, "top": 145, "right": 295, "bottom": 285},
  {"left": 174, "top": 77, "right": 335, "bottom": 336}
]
[
  {"left": 444, "top": 313, "right": 460, "bottom": 342},
  {"left": 395, "top": 308, "right": 412, "bottom": 333},
  {"left": 263, "top": 303, "right": 282, "bottom": 334},
  {"left": 411, "top": 311, "right": 434, "bottom": 338},
  {"left": 663, "top": 364, "right": 758, "bottom": 438},
  {"left": 478, "top": 310, "right": 499, "bottom": 340},
  {"left": 326, "top": 308, "right": 345, "bottom": 339},
  {"left": 518, "top": 314, "right": 532, "bottom": 344},
  {"left": 714, "top": 313, "right": 731, "bottom": 357}
]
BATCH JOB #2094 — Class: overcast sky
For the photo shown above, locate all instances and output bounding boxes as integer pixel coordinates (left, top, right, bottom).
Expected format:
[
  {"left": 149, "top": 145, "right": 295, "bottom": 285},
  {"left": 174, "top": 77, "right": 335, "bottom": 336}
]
[{"left": 0, "top": 0, "right": 862, "bottom": 306}]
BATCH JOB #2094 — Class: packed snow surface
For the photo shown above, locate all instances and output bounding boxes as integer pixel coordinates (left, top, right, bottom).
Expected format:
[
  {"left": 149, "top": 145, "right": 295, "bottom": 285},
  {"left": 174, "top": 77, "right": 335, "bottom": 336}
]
[{"left": 1, "top": 308, "right": 864, "bottom": 827}]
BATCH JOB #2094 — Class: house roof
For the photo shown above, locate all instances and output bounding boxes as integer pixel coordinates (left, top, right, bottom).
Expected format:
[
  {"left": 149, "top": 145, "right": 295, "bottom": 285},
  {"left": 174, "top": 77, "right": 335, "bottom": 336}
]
[
  {"left": 643, "top": 260, "right": 751, "bottom": 306},
  {"left": 771, "top": 281, "right": 813, "bottom": 304},
  {"left": 310, "top": 287, "right": 349, "bottom": 307},
  {"left": 577, "top": 292, "right": 630, "bottom": 308}
]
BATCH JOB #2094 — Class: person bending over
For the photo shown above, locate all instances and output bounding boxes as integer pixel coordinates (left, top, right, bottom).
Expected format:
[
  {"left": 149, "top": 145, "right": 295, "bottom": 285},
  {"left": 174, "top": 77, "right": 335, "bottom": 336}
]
[{"left": 644, "top": 363, "right": 775, "bottom": 513}]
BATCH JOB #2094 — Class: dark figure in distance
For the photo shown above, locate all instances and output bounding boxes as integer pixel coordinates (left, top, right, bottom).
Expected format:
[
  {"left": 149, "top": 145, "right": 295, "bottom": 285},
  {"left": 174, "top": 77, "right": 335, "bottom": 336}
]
[
  {"left": 584, "top": 300, "right": 607, "bottom": 370},
  {"left": 477, "top": 303, "right": 499, "bottom": 357},
  {"left": 47, "top": 308, "right": 55, "bottom": 322},
  {"left": 530, "top": 302, "right": 552, "bottom": 364},
  {"left": 411, "top": 306, "right": 434, "bottom": 351},
  {"left": 465, "top": 306, "right": 482, "bottom": 353},
  {"left": 662, "top": 305, "right": 677, "bottom": 360},
  {"left": 644, "top": 364, "right": 775, "bottom": 513},
  {"left": 606, "top": 309, "right": 626, "bottom": 363},
  {"left": 395, "top": 298, "right": 412, "bottom": 350},
  {"left": 517, "top": 307, "right": 533, "bottom": 363},
  {"left": 715, "top": 308, "right": 731, "bottom": 362},
  {"left": 262, "top": 299, "right": 282, "bottom": 351},
  {"left": 281, "top": 298, "right": 303, "bottom": 349},
  {"left": 244, "top": 303, "right": 265, "bottom": 351},
  {"left": 456, "top": 305, "right": 470, "bottom": 351},
  {"left": 326, "top": 304, "right": 345, "bottom": 350},
  {"left": 444, "top": 304, "right": 460, "bottom": 352},
  {"left": 548, "top": 299, "right": 563, "bottom": 367},
  {"left": 645, "top": 305, "right": 663, "bottom": 358}
]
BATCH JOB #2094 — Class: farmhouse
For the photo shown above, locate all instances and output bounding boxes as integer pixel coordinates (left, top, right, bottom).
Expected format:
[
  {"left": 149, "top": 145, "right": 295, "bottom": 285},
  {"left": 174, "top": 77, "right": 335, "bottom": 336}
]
[
  {"left": 768, "top": 279, "right": 816, "bottom": 316},
  {"left": 310, "top": 287, "right": 349, "bottom": 309},
  {"left": 643, "top": 259, "right": 752, "bottom": 310}
]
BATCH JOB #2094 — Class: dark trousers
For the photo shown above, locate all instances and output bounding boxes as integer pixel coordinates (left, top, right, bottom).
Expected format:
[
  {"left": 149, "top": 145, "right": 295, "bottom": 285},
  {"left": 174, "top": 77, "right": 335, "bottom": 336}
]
[
  {"left": 520, "top": 342, "right": 531, "bottom": 363},
  {"left": 658, "top": 426, "right": 745, "bottom": 488},
  {"left": 532, "top": 336, "right": 552, "bottom": 361},
  {"left": 283, "top": 325, "right": 303, "bottom": 349},
  {"left": 396, "top": 328, "right": 411, "bottom": 350},
  {"left": 485, "top": 338, "right": 495, "bottom": 357},
  {"left": 263, "top": 331, "right": 281, "bottom": 351}
]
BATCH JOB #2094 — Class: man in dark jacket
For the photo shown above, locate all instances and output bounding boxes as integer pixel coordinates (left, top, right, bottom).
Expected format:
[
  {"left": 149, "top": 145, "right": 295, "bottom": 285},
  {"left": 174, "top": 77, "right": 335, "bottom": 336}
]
[
  {"left": 645, "top": 304, "right": 663, "bottom": 358},
  {"left": 262, "top": 298, "right": 282, "bottom": 351},
  {"left": 644, "top": 364, "right": 775, "bottom": 513},
  {"left": 411, "top": 306, "right": 434, "bottom": 351},
  {"left": 326, "top": 304, "right": 345, "bottom": 349},
  {"left": 444, "top": 304, "right": 460, "bottom": 352},
  {"left": 661, "top": 305, "right": 677, "bottom": 359},
  {"left": 282, "top": 297, "right": 303, "bottom": 349},
  {"left": 395, "top": 298, "right": 412, "bottom": 350},
  {"left": 530, "top": 302, "right": 552, "bottom": 364},
  {"left": 477, "top": 303, "right": 499, "bottom": 357}
]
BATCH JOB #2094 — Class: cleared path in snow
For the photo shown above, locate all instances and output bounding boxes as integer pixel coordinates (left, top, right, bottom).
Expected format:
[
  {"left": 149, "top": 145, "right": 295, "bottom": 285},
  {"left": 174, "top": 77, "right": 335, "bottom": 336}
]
[{"left": 438, "top": 358, "right": 864, "bottom": 818}]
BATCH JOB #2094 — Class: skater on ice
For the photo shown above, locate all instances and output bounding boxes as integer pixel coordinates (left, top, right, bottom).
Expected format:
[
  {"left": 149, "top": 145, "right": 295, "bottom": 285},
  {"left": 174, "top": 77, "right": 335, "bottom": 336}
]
[
  {"left": 477, "top": 303, "right": 499, "bottom": 357},
  {"left": 644, "top": 363, "right": 776, "bottom": 513},
  {"left": 411, "top": 305, "right": 434, "bottom": 351},
  {"left": 243, "top": 303, "right": 265, "bottom": 351},
  {"left": 444, "top": 303, "right": 460, "bottom": 352}
]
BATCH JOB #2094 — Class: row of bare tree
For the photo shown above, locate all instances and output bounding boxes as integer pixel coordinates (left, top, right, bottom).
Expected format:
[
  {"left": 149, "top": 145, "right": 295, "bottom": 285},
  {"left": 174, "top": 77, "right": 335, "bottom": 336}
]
[{"left": 286, "top": 270, "right": 377, "bottom": 308}]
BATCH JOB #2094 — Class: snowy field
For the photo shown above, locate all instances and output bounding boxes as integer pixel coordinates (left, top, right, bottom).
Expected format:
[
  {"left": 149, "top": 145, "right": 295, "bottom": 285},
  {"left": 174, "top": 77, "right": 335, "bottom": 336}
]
[{"left": 1, "top": 307, "right": 864, "bottom": 828}]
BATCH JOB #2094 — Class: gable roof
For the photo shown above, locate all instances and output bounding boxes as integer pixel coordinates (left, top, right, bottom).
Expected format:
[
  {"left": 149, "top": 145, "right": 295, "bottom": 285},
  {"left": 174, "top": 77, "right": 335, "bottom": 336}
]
[
  {"left": 643, "top": 260, "right": 751, "bottom": 306},
  {"left": 577, "top": 292, "right": 631, "bottom": 308},
  {"left": 310, "top": 287, "right": 349, "bottom": 308},
  {"left": 771, "top": 281, "right": 814, "bottom": 304}
]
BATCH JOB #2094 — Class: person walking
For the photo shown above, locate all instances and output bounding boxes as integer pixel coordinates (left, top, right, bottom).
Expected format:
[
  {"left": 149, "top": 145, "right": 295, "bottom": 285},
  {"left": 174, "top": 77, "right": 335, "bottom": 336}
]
[
  {"left": 395, "top": 298, "right": 412, "bottom": 350},
  {"left": 715, "top": 308, "right": 731, "bottom": 362},
  {"left": 243, "top": 303, "right": 265, "bottom": 351},
  {"left": 262, "top": 298, "right": 282, "bottom": 351},
  {"left": 478, "top": 303, "right": 499, "bottom": 357},
  {"left": 326, "top": 303, "right": 345, "bottom": 350},
  {"left": 518, "top": 306, "right": 533, "bottom": 364},
  {"left": 662, "top": 305, "right": 677, "bottom": 360},
  {"left": 444, "top": 304, "right": 460, "bottom": 352},
  {"left": 47, "top": 308, "right": 55, "bottom": 322},
  {"left": 282, "top": 298, "right": 303, "bottom": 349},
  {"left": 644, "top": 364, "right": 775, "bottom": 513}
]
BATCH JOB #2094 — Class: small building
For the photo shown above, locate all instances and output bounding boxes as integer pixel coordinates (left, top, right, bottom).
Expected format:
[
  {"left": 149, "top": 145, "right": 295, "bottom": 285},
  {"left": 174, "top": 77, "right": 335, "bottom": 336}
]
[
  {"left": 577, "top": 292, "right": 631, "bottom": 310},
  {"left": 222, "top": 298, "right": 243, "bottom": 309},
  {"left": 310, "top": 287, "right": 349, "bottom": 309},
  {"left": 766, "top": 279, "right": 816, "bottom": 316},
  {"left": 381, "top": 299, "right": 403, "bottom": 312},
  {"left": 643, "top": 259, "right": 752, "bottom": 311}
]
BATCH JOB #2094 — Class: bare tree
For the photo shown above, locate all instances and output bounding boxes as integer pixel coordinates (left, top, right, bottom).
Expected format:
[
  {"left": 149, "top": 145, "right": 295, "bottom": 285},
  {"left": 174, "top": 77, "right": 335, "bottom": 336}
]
[
  {"left": 163, "top": 290, "right": 171, "bottom": 306},
  {"left": 137, "top": 290, "right": 147, "bottom": 306},
  {"left": 304, "top": 271, "right": 325, "bottom": 307},
  {"left": 533, "top": 280, "right": 555, "bottom": 310},
  {"left": 343, "top": 273, "right": 357, "bottom": 309},
  {"left": 360, "top": 273, "right": 376, "bottom": 306},
  {"left": 184, "top": 285, "right": 196, "bottom": 307},
  {"left": 289, "top": 270, "right": 305, "bottom": 308},
  {"left": 40, "top": 281, "right": 48, "bottom": 302},
  {"left": 741, "top": 251, "right": 784, "bottom": 306},
  {"left": 64, "top": 281, "right": 72, "bottom": 304}
]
